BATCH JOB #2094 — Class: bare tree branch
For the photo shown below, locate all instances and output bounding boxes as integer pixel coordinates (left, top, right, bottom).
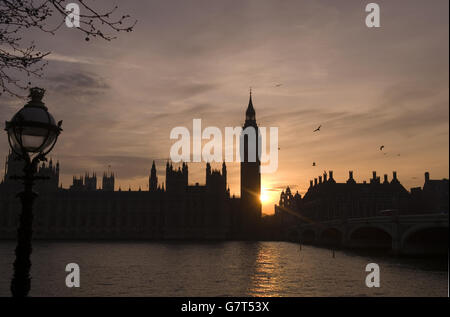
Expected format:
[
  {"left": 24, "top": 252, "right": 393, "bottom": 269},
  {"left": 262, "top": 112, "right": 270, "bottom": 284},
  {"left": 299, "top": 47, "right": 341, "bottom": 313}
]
[{"left": 0, "top": 0, "right": 136, "bottom": 98}]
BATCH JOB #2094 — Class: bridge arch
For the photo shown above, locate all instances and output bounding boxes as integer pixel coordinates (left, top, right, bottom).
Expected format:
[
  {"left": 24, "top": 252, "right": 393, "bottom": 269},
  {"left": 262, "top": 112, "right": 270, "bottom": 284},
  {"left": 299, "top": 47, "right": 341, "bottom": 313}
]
[
  {"left": 401, "top": 224, "right": 448, "bottom": 255},
  {"left": 347, "top": 225, "right": 392, "bottom": 249}
]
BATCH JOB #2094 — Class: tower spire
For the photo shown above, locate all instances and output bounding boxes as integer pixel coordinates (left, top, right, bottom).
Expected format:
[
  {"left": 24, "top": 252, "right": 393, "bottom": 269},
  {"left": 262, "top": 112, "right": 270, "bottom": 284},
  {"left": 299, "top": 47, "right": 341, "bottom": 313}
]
[
  {"left": 245, "top": 88, "right": 256, "bottom": 122},
  {"left": 149, "top": 160, "right": 158, "bottom": 191}
]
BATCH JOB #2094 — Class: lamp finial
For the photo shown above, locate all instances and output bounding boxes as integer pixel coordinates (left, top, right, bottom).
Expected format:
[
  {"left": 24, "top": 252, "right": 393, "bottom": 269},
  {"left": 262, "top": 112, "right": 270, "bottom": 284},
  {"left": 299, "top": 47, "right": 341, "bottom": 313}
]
[{"left": 28, "top": 87, "right": 45, "bottom": 102}]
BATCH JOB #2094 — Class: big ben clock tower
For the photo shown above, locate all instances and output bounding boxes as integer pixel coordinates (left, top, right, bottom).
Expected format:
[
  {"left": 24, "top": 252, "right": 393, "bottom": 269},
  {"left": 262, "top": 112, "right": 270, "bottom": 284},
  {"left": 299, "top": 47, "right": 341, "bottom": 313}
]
[{"left": 240, "top": 90, "right": 262, "bottom": 234}]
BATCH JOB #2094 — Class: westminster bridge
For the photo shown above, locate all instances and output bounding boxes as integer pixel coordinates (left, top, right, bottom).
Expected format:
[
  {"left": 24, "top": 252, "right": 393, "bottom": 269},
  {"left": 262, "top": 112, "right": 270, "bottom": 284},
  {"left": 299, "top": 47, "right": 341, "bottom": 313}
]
[{"left": 282, "top": 213, "right": 448, "bottom": 255}]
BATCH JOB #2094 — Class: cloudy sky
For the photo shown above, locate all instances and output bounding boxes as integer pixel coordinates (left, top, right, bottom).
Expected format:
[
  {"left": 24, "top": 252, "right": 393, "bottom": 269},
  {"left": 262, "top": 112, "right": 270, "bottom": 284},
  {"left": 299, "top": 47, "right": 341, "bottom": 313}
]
[{"left": 0, "top": 0, "right": 448, "bottom": 214}]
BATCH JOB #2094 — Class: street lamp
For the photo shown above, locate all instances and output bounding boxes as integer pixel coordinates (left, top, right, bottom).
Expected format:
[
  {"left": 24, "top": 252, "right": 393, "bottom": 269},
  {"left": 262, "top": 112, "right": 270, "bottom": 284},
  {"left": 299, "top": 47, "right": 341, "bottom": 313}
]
[{"left": 4, "top": 87, "right": 62, "bottom": 297}]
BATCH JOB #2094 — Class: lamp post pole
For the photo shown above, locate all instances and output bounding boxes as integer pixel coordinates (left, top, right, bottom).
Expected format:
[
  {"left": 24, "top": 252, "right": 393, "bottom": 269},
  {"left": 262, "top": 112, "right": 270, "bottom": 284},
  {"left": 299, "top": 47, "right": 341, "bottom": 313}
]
[
  {"left": 10, "top": 155, "right": 47, "bottom": 297},
  {"left": 5, "top": 87, "right": 62, "bottom": 297}
]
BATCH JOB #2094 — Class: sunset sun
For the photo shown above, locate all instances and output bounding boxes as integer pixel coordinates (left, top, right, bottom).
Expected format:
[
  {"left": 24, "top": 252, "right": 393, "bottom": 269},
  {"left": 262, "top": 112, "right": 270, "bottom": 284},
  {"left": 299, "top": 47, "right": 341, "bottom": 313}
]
[{"left": 260, "top": 190, "right": 270, "bottom": 204}]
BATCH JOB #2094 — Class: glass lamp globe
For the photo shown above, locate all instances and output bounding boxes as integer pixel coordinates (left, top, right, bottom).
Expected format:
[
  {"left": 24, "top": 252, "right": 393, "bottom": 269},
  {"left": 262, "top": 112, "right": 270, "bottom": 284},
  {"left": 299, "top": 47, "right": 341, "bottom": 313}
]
[{"left": 5, "top": 87, "right": 62, "bottom": 158}]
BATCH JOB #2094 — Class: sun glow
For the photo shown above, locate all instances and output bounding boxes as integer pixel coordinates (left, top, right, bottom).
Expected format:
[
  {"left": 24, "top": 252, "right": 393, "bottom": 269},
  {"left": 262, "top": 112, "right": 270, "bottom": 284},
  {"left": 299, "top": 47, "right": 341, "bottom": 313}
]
[{"left": 260, "top": 189, "right": 270, "bottom": 204}]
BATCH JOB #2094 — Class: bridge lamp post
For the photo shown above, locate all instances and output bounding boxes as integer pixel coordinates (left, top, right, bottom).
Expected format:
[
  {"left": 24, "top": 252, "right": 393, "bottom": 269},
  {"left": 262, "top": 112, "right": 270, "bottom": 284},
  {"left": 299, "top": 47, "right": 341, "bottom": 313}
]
[{"left": 4, "top": 87, "right": 62, "bottom": 297}]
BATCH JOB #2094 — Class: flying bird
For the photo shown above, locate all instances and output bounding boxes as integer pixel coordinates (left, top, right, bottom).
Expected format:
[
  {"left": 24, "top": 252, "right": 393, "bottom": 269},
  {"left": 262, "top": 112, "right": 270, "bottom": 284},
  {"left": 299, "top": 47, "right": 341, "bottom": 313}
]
[
  {"left": 313, "top": 125, "right": 321, "bottom": 132},
  {"left": 312, "top": 162, "right": 316, "bottom": 167},
  {"left": 275, "top": 83, "right": 282, "bottom": 87},
  {"left": 379, "top": 145, "right": 385, "bottom": 151}
]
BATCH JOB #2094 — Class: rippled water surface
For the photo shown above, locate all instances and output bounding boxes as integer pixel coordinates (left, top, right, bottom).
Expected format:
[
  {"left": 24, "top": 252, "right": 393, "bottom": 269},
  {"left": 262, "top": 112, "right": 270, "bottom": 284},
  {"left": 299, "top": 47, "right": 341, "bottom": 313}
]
[{"left": 0, "top": 241, "right": 447, "bottom": 296}]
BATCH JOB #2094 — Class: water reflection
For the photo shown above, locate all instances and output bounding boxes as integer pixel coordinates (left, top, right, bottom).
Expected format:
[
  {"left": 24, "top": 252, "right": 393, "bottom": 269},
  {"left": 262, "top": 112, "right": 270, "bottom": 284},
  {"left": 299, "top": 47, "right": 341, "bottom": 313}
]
[
  {"left": 0, "top": 241, "right": 446, "bottom": 296},
  {"left": 248, "top": 242, "right": 283, "bottom": 296}
]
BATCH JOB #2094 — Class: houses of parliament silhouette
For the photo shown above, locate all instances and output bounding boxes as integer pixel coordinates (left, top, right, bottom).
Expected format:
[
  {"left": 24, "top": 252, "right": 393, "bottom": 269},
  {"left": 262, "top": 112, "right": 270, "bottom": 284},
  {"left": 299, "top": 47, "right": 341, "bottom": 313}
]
[
  {"left": 0, "top": 95, "right": 262, "bottom": 240},
  {"left": 0, "top": 94, "right": 448, "bottom": 243}
]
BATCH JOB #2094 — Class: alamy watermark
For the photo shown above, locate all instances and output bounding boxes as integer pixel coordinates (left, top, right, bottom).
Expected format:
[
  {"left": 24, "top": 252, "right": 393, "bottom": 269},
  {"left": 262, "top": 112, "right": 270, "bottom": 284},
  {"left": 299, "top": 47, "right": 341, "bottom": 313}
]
[
  {"left": 65, "top": 263, "right": 80, "bottom": 288},
  {"left": 365, "top": 3, "right": 380, "bottom": 28},
  {"left": 65, "top": 3, "right": 80, "bottom": 28},
  {"left": 365, "top": 263, "right": 380, "bottom": 287},
  {"left": 169, "top": 119, "right": 279, "bottom": 174}
]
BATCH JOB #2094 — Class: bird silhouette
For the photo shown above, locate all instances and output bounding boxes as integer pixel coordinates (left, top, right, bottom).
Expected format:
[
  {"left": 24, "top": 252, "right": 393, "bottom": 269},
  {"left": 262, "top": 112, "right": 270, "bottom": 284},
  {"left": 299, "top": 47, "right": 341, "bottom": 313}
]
[
  {"left": 275, "top": 83, "right": 282, "bottom": 87},
  {"left": 379, "top": 145, "right": 384, "bottom": 151},
  {"left": 313, "top": 125, "right": 321, "bottom": 132},
  {"left": 312, "top": 162, "right": 316, "bottom": 166}
]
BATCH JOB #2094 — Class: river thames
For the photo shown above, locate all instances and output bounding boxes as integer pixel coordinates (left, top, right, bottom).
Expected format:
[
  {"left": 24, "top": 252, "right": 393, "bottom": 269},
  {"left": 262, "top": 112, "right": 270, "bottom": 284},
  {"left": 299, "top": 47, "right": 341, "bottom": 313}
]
[{"left": 0, "top": 241, "right": 447, "bottom": 297}]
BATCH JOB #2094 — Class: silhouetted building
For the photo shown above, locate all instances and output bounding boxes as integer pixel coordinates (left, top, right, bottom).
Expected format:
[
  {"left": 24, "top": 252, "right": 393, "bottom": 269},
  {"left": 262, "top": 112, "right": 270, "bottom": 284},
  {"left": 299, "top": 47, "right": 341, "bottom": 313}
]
[
  {"left": 240, "top": 91, "right": 261, "bottom": 236},
  {"left": 0, "top": 151, "right": 59, "bottom": 194},
  {"left": 149, "top": 161, "right": 158, "bottom": 191},
  {"left": 69, "top": 173, "right": 97, "bottom": 191},
  {"left": 36, "top": 159, "right": 60, "bottom": 192},
  {"left": 0, "top": 157, "right": 233, "bottom": 239},
  {"left": 0, "top": 96, "right": 267, "bottom": 240},
  {"left": 410, "top": 172, "right": 449, "bottom": 214},
  {"left": 166, "top": 161, "right": 188, "bottom": 193},
  {"left": 275, "top": 170, "right": 413, "bottom": 226},
  {"left": 102, "top": 172, "right": 115, "bottom": 191},
  {"left": 85, "top": 173, "right": 97, "bottom": 191}
]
